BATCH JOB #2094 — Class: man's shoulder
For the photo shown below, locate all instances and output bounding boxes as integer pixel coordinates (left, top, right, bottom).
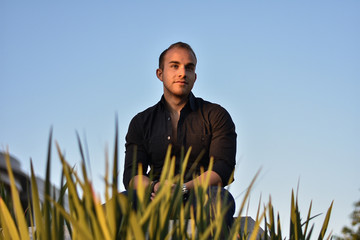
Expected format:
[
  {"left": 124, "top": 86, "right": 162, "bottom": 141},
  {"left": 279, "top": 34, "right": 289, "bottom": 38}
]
[
  {"left": 131, "top": 100, "right": 162, "bottom": 122},
  {"left": 194, "top": 96, "right": 229, "bottom": 115},
  {"left": 138, "top": 102, "right": 159, "bottom": 115},
  {"left": 193, "top": 96, "right": 235, "bottom": 128}
]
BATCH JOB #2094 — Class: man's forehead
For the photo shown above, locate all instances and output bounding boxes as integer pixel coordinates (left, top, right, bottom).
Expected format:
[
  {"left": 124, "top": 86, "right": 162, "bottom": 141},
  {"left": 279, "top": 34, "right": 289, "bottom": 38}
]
[{"left": 165, "top": 47, "right": 197, "bottom": 64}]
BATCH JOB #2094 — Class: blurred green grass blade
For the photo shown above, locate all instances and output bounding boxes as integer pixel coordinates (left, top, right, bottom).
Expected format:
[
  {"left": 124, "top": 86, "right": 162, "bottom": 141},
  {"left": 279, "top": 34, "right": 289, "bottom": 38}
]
[
  {"left": 306, "top": 225, "right": 314, "bottom": 240},
  {"left": 112, "top": 116, "right": 119, "bottom": 191},
  {"left": 303, "top": 200, "right": 312, "bottom": 237},
  {"left": 103, "top": 148, "right": 116, "bottom": 235},
  {"left": 249, "top": 203, "right": 267, "bottom": 240},
  {"left": 44, "top": 128, "right": 53, "bottom": 240},
  {"left": 214, "top": 190, "right": 227, "bottom": 239},
  {"left": 93, "top": 190, "right": 112, "bottom": 240},
  {"left": 180, "top": 146, "right": 191, "bottom": 181},
  {"left": 277, "top": 213, "right": 282, "bottom": 239},
  {"left": 50, "top": 198, "right": 93, "bottom": 239},
  {"left": 238, "top": 169, "right": 261, "bottom": 219},
  {"left": 135, "top": 164, "right": 146, "bottom": 204},
  {"left": 201, "top": 157, "right": 214, "bottom": 189},
  {"left": 128, "top": 210, "right": 145, "bottom": 240},
  {"left": 184, "top": 149, "right": 205, "bottom": 181},
  {"left": 4, "top": 151, "right": 29, "bottom": 240},
  {"left": 159, "top": 146, "right": 172, "bottom": 183},
  {"left": 318, "top": 201, "right": 333, "bottom": 240},
  {"left": 76, "top": 131, "right": 92, "bottom": 179},
  {"left": 268, "top": 197, "right": 275, "bottom": 238},
  {"left": 56, "top": 142, "right": 89, "bottom": 234},
  {"left": 290, "top": 190, "right": 298, "bottom": 240},
  {"left": 30, "top": 160, "right": 44, "bottom": 239},
  {"left": 81, "top": 175, "right": 104, "bottom": 240},
  {"left": 55, "top": 173, "right": 66, "bottom": 240},
  {"left": 105, "top": 195, "right": 118, "bottom": 238},
  {"left": 111, "top": 117, "right": 121, "bottom": 237},
  {"left": 51, "top": 186, "right": 58, "bottom": 240},
  {"left": 0, "top": 197, "right": 20, "bottom": 240},
  {"left": 27, "top": 200, "right": 35, "bottom": 240},
  {"left": 295, "top": 191, "right": 303, "bottom": 240},
  {"left": 199, "top": 216, "right": 217, "bottom": 240}
]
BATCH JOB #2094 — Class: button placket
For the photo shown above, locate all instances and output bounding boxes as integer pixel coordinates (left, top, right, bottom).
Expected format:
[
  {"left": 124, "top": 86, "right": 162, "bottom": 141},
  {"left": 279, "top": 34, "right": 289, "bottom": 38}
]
[{"left": 166, "top": 113, "right": 172, "bottom": 142}]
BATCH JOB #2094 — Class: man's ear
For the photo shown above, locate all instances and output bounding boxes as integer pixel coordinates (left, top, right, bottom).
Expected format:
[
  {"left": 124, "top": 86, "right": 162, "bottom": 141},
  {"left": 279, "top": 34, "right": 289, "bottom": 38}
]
[
  {"left": 156, "top": 68, "right": 163, "bottom": 81},
  {"left": 194, "top": 73, "right": 197, "bottom": 82}
]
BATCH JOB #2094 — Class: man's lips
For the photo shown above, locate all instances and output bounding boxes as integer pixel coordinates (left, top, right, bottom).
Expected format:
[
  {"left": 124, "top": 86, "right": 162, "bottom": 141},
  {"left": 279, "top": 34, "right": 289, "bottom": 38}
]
[{"left": 174, "top": 80, "right": 188, "bottom": 84}]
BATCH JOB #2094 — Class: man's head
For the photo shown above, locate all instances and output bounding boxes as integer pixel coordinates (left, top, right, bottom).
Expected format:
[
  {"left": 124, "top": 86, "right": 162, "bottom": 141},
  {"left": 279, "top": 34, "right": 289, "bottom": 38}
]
[
  {"left": 158, "top": 42, "right": 197, "bottom": 70},
  {"left": 156, "top": 42, "right": 197, "bottom": 100}
]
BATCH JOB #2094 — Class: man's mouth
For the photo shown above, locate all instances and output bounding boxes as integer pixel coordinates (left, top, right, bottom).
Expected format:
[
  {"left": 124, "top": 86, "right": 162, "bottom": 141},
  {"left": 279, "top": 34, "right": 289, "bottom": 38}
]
[{"left": 175, "top": 80, "right": 188, "bottom": 84}]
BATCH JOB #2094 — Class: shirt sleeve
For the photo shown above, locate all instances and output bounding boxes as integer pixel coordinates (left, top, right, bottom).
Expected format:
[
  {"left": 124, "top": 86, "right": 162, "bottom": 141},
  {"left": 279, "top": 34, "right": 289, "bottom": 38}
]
[
  {"left": 208, "top": 105, "right": 237, "bottom": 186},
  {"left": 123, "top": 114, "right": 150, "bottom": 189}
]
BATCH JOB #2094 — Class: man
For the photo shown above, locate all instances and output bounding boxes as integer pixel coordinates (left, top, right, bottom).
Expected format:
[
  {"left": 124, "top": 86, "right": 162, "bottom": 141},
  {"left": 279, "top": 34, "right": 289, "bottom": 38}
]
[{"left": 123, "top": 42, "right": 236, "bottom": 227}]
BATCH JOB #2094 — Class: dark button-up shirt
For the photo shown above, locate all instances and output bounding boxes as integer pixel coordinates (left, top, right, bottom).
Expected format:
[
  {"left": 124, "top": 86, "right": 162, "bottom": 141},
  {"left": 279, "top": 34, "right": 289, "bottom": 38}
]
[{"left": 123, "top": 92, "right": 236, "bottom": 189}]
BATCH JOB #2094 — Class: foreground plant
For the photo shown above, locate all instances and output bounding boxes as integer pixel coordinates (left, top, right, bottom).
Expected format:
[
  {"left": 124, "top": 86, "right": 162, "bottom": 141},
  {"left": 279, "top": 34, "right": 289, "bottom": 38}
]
[{"left": 0, "top": 127, "right": 333, "bottom": 239}]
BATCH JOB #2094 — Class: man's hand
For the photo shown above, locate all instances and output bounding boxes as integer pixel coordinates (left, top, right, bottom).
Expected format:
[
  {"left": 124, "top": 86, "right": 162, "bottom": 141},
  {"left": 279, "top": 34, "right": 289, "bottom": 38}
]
[
  {"left": 150, "top": 180, "right": 175, "bottom": 200},
  {"left": 150, "top": 181, "right": 160, "bottom": 200}
]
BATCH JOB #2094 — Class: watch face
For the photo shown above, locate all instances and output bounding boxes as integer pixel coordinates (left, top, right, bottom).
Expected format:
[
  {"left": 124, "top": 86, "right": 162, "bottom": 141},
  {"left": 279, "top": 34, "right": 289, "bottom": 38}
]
[
  {"left": 182, "top": 184, "right": 188, "bottom": 194},
  {"left": 182, "top": 184, "right": 189, "bottom": 201}
]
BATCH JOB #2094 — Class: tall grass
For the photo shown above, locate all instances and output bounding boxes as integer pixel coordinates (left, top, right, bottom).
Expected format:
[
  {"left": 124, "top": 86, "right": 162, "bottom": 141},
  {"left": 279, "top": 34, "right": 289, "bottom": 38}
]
[{"left": 0, "top": 127, "right": 333, "bottom": 239}]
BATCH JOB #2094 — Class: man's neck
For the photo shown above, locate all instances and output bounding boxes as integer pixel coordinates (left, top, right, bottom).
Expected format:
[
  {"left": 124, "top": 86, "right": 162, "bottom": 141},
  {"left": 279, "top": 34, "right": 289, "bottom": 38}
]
[{"left": 163, "top": 93, "right": 189, "bottom": 115}]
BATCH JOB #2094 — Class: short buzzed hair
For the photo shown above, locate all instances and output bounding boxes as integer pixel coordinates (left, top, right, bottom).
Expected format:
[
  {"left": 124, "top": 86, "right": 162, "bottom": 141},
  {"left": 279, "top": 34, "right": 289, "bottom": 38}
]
[{"left": 158, "top": 42, "right": 197, "bottom": 70}]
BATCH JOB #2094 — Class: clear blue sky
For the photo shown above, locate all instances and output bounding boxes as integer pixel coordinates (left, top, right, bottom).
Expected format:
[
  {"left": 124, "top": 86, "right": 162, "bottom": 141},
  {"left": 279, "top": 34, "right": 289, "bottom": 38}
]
[{"left": 1, "top": 1, "right": 359, "bottom": 237}]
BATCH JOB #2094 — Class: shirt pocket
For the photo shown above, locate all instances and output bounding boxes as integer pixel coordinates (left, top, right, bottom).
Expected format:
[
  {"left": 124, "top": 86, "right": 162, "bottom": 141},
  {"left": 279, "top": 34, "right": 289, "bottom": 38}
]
[{"left": 186, "top": 134, "right": 212, "bottom": 158}]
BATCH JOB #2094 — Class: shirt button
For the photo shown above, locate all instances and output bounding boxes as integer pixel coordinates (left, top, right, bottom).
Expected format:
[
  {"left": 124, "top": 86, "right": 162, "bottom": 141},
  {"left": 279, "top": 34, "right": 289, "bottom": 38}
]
[{"left": 167, "top": 136, "right": 171, "bottom": 140}]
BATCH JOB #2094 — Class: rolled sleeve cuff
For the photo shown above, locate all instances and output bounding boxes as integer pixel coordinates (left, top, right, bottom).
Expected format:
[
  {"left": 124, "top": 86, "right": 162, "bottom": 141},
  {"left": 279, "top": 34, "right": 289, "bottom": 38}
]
[{"left": 212, "top": 161, "right": 234, "bottom": 186}]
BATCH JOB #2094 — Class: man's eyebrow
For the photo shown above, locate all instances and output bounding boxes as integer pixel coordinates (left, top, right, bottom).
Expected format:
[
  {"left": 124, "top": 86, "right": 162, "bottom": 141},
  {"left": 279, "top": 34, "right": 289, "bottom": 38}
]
[{"left": 168, "top": 61, "right": 196, "bottom": 67}]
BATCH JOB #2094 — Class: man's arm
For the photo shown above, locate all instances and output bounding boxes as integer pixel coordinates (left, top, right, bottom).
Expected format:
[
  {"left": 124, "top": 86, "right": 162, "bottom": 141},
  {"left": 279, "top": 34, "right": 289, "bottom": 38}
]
[
  {"left": 151, "top": 170, "right": 221, "bottom": 196},
  {"left": 129, "top": 175, "right": 151, "bottom": 189},
  {"left": 184, "top": 170, "right": 222, "bottom": 190},
  {"left": 208, "top": 105, "right": 237, "bottom": 186},
  {"left": 123, "top": 115, "right": 150, "bottom": 189}
]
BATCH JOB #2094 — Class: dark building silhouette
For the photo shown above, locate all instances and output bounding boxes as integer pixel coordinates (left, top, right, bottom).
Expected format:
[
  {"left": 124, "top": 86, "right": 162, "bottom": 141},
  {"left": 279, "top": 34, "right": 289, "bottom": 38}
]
[{"left": 0, "top": 152, "right": 68, "bottom": 212}]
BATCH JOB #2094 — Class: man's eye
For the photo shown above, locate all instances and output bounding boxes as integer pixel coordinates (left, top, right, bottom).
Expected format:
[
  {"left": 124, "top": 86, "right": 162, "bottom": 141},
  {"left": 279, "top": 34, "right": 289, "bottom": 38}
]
[{"left": 171, "top": 65, "right": 179, "bottom": 69}]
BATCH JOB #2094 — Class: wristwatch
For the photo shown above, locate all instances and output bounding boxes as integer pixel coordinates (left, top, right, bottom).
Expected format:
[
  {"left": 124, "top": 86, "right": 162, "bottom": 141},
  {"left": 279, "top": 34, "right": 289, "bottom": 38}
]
[
  {"left": 182, "top": 184, "right": 189, "bottom": 201},
  {"left": 182, "top": 184, "right": 189, "bottom": 194}
]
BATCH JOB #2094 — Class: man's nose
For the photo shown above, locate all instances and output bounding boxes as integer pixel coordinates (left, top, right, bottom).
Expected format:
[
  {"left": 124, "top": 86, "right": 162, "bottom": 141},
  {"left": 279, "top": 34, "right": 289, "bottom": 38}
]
[{"left": 178, "top": 66, "right": 186, "bottom": 78}]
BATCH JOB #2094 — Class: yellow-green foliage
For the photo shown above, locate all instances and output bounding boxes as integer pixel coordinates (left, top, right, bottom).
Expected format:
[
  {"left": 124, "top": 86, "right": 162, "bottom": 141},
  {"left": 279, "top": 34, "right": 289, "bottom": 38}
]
[{"left": 0, "top": 129, "right": 333, "bottom": 239}]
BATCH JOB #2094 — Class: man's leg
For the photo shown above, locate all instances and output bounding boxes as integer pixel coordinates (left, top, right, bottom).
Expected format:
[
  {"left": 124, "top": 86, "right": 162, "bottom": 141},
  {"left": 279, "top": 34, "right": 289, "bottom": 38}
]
[
  {"left": 189, "top": 186, "right": 235, "bottom": 230},
  {"left": 207, "top": 186, "right": 236, "bottom": 228}
]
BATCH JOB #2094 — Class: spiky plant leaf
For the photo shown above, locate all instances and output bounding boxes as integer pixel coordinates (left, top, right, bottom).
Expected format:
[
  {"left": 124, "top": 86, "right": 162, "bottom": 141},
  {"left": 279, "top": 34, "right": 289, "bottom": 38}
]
[
  {"left": 30, "top": 160, "right": 44, "bottom": 239},
  {"left": 4, "top": 151, "right": 29, "bottom": 240},
  {"left": 50, "top": 198, "right": 93, "bottom": 239},
  {"left": 0, "top": 197, "right": 20, "bottom": 240},
  {"left": 318, "top": 201, "right": 334, "bottom": 240},
  {"left": 303, "top": 200, "right": 313, "bottom": 238},
  {"left": 249, "top": 202, "right": 267, "bottom": 240}
]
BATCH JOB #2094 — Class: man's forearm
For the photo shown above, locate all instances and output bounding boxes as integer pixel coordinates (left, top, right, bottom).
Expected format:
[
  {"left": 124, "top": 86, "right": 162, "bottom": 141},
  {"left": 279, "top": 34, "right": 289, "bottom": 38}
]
[{"left": 184, "top": 170, "right": 222, "bottom": 190}]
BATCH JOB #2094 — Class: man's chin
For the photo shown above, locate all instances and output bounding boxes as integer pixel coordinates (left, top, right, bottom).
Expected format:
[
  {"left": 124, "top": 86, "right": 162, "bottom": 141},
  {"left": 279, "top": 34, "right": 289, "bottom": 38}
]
[{"left": 174, "top": 91, "right": 190, "bottom": 98}]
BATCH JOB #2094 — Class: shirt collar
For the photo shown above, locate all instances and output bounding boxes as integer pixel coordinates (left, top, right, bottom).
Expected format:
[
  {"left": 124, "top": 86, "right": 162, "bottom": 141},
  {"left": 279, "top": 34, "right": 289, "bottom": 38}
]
[
  {"left": 159, "top": 92, "right": 198, "bottom": 112},
  {"left": 188, "top": 92, "right": 197, "bottom": 111}
]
